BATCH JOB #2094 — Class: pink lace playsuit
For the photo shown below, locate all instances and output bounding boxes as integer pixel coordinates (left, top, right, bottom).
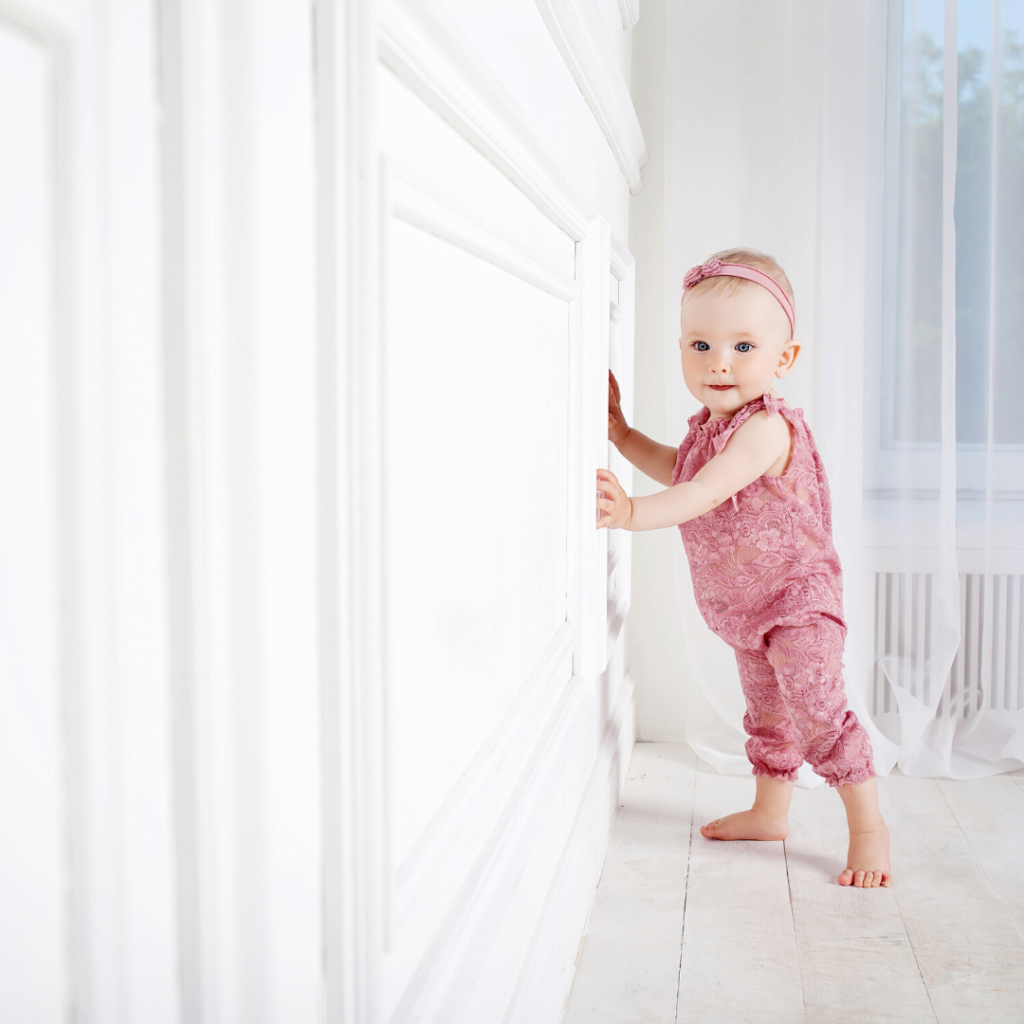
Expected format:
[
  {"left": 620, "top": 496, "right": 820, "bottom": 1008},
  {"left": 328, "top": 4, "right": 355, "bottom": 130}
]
[{"left": 672, "top": 393, "right": 875, "bottom": 787}]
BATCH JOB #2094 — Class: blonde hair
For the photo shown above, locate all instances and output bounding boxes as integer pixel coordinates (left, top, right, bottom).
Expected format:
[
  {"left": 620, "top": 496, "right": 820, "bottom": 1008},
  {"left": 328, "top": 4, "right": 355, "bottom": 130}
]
[{"left": 684, "top": 247, "right": 796, "bottom": 314}]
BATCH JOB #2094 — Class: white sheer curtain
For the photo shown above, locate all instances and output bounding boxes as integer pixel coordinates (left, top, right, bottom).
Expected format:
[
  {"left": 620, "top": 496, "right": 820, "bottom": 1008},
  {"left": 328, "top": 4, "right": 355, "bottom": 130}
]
[
  {"left": 663, "top": 0, "right": 1024, "bottom": 782},
  {"left": 861, "top": 0, "right": 1024, "bottom": 775}
]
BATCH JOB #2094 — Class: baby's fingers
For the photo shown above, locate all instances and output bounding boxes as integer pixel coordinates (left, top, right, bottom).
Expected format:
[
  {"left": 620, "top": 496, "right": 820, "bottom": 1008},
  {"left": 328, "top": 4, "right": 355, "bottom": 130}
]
[{"left": 608, "top": 370, "right": 621, "bottom": 402}]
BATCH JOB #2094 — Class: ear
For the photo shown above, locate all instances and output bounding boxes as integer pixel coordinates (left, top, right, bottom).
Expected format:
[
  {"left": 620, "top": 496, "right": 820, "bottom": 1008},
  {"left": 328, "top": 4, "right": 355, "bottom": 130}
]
[{"left": 775, "top": 339, "right": 801, "bottom": 378}]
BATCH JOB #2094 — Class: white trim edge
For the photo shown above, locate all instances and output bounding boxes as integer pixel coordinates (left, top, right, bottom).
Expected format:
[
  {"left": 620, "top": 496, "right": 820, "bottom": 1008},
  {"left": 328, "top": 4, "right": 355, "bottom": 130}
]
[
  {"left": 616, "top": 0, "right": 640, "bottom": 31},
  {"left": 533, "top": 0, "right": 647, "bottom": 193}
]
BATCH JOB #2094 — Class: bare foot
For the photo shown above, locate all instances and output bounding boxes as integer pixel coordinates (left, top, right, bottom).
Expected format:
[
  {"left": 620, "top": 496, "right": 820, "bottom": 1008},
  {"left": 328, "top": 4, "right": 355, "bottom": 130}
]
[
  {"left": 837, "top": 822, "right": 892, "bottom": 888},
  {"left": 700, "top": 809, "right": 789, "bottom": 841}
]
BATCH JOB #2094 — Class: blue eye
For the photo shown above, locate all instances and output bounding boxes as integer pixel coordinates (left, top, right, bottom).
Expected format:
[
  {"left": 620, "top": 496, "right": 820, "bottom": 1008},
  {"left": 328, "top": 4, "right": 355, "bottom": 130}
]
[
  {"left": 736, "top": 342, "right": 752, "bottom": 352},
  {"left": 694, "top": 341, "right": 710, "bottom": 352}
]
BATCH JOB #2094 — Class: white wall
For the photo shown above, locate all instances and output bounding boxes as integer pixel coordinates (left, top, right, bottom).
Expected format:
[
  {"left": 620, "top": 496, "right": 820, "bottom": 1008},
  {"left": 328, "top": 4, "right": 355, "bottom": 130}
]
[
  {"left": 0, "top": 1, "right": 642, "bottom": 1022},
  {"left": 355, "top": 4, "right": 641, "bottom": 1020},
  {"left": 628, "top": 0, "right": 829, "bottom": 742},
  {"left": 628, "top": 0, "right": 690, "bottom": 741}
]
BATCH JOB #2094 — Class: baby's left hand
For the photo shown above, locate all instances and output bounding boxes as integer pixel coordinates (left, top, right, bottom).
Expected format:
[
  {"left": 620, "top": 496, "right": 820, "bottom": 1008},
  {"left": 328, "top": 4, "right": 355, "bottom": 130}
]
[{"left": 596, "top": 468, "right": 632, "bottom": 530}]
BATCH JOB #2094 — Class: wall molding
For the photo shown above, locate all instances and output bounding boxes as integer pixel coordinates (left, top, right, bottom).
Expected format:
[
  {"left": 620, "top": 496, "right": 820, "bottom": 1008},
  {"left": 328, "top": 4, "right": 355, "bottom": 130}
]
[
  {"left": 616, "top": 0, "right": 640, "bottom": 31},
  {"left": 378, "top": 0, "right": 638, "bottom": 264},
  {"left": 0, "top": 1, "right": 180, "bottom": 1018},
  {"left": 389, "top": 163, "right": 578, "bottom": 302},
  {"left": 533, "top": 0, "right": 646, "bottom": 193},
  {"left": 320, "top": 0, "right": 387, "bottom": 1018},
  {"left": 605, "top": 258, "right": 634, "bottom": 667},
  {"left": 503, "top": 674, "right": 636, "bottom": 1024},
  {"left": 367, "top": 4, "right": 639, "bottom": 1021},
  {"left": 392, "top": 623, "right": 574, "bottom": 923},
  {"left": 380, "top": 0, "right": 592, "bottom": 242},
  {"left": 572, "top": 219, "right": 610, "bottom": 679},
  {"left": 380, "top": 156, "right": 581, "bottom": 964},
  {"left": 389, "top": 670, "right": 591, "bottom": 1023}
]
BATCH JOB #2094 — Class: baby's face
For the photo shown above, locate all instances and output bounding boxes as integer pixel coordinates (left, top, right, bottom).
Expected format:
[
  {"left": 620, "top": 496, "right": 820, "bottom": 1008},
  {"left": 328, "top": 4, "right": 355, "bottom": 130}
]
[{"left": 679, "top": 284, "right": 800, "bottom": 419}]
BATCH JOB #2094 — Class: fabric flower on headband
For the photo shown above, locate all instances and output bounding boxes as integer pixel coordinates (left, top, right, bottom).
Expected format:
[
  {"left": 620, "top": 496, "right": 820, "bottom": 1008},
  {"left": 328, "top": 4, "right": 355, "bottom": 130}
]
[{"left": 683, "top": 259, "right": 723, "bottom": 289}]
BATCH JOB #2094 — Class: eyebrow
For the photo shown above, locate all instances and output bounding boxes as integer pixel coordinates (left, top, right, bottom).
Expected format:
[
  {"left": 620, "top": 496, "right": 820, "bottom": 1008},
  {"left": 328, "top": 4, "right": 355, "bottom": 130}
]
[{"left": 683, "top": 330, "right": 758, "bottom": 340}]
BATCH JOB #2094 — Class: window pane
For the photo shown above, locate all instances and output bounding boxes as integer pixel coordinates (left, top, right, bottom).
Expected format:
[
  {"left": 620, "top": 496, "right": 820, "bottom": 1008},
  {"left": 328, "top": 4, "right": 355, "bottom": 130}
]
[
  {"left": 888, "top": 0, "right": 945, "bottom": 445},
  {"left": 993, "top": 7, "right": 1024, "bottom": 444},
  {"left": 954, "top": 1, "right": 993, "bottom": 445},
  {"left": 883, "top": 0, "right": 1024, "bottom": 449}
]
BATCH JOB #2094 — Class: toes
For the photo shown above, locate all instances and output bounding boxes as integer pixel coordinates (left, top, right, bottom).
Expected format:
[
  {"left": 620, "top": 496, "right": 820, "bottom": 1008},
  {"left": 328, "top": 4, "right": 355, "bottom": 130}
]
[{"left": 840, "top": 867, "right": 892, "bottom": 888}]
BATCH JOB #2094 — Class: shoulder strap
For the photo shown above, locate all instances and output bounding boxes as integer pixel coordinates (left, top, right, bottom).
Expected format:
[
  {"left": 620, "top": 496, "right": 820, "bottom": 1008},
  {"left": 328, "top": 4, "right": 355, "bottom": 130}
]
[
  {"left": 710, "top": 393, "right": 803, "bottom": 454},
  {"left": 711, "top": 397, "right": 769, "bottom": 453}
]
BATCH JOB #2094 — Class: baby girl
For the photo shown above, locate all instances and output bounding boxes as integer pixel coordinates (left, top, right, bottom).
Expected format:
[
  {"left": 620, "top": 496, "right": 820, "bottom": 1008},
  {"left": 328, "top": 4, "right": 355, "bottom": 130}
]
[{"left": 597, "top": 248, "right": 891, "bottom": 888}]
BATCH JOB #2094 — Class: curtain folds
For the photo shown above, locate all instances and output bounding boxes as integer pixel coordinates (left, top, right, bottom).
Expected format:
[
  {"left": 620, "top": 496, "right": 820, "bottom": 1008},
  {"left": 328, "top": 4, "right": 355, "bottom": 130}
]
[{"left": 667, "top": 0, "right": 1024, "bottom": 782}]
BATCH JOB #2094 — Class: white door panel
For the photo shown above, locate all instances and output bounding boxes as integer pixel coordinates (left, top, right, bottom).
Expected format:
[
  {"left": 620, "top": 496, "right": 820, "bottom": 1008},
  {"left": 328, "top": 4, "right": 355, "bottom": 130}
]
[
  {"left": 369, "top": 5, "right": 635, "bottom": 1019},
  {"left": 385, "top": 214, "right": 571, "bottom": 870}
]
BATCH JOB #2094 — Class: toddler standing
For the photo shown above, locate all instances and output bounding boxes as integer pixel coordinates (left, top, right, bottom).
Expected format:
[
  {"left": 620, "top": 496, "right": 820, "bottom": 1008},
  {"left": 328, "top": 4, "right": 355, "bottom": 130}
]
[{"left": 597, "top": 248, "right": 891, "bottom": 888}]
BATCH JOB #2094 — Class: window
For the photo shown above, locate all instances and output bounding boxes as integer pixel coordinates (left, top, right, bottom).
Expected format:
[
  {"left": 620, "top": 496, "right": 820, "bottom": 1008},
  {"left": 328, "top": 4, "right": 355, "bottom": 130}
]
[{"left": 870, "top": 0, "right": 1024, "bottom": 512}]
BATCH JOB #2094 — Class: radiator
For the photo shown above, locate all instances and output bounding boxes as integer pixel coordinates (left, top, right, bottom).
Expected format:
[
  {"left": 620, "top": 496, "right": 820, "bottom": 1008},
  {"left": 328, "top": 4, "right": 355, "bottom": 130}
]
[{"left": 871, "top": 572, "right": 1024, "bottom": 718}]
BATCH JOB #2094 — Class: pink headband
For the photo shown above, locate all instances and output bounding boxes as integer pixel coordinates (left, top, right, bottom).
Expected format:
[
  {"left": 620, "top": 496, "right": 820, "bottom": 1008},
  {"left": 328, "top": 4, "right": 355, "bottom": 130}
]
[{"left": 683, "top": 258, "right": 795, "bottom": 338}]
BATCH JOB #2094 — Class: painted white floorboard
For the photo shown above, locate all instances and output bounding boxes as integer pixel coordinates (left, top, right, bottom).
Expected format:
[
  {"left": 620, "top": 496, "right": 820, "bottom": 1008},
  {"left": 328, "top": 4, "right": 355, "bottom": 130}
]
[
  {"left": 561, "top": 744, "right": 1024, "bottom": 1024},
  {"left": 884, "top": 777, "right": 1024, "bottom": 1024},
  {"left": 676, "top": 765, "right": 804, "bottom": 1024},
  {"left": 561, "top": 743, "right": 695, "bottom": 1024},
  {"left": 785, "top": 781, "right": 936, "bottom": 1023},
  {"left": 936, "top": 775, "right": 1024, "bottom": 940}
]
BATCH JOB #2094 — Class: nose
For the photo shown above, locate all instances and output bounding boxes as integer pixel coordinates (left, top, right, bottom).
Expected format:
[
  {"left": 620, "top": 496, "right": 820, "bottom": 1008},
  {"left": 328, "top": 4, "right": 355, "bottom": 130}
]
[{"left": 708, "top": 350, "right": 730, "bottom": 373}]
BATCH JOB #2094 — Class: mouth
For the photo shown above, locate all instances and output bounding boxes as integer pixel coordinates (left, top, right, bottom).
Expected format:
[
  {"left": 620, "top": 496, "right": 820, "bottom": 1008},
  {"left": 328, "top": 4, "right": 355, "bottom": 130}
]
[{"left": 707, "top": 384, "right": 735, "bottom": 391}]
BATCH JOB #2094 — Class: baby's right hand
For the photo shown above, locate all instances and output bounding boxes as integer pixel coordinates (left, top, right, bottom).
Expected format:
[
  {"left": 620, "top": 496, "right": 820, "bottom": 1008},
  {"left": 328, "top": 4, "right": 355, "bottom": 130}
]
[
  {"left": 608, "top": 370, "right": 630, "bottom": 446},
  {"left": 596, "top": 468, "right": 632, "bottom": 530}
]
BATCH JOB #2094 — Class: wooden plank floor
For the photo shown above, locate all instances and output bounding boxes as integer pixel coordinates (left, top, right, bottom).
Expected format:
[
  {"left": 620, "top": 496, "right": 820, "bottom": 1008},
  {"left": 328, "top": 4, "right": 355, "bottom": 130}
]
[{"left": 561, "top": 743, "right": 1024, "bottom": 1024}]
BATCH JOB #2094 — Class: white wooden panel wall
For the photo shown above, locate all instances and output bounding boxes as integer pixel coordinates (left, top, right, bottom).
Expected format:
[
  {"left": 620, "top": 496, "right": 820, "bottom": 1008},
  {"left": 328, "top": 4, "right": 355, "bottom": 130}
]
[
  {"left": 352, "top": 3, "right": 638, "bottom": 1021},
  {"left": 0, "top": 0, "right": 640, "bottom": 1022},
  {"left": 160, "top": 1, "right": 323, "bottom": 1020},
  {"left": 0, "top": 21, "right": 65, "bottom": 1023},
  {"left": 0, "top": 2, "right": 179, "bottom": 1021}
]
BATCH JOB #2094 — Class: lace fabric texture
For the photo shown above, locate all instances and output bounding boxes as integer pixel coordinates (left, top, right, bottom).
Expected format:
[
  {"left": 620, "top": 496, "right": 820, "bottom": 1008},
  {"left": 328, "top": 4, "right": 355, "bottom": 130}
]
[
  {"left": 672, "top": 394, "right": 844, "bottom": 649},
  {"left": 735, "top": 615, "right": 875, "bottom": 787},
  {"left": 672, "top": 394, "right": 875, "bottom": 786}
]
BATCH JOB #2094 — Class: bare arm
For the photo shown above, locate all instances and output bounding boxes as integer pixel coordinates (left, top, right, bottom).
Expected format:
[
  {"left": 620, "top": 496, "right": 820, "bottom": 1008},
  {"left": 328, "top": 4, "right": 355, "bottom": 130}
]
[
  {"left": 614, "top": 428, "right": 678, "bottom": 488},
  {"left": 597, "top": 410, "right": 790, "bottom": 532},
  {"left": 607, "top": 370, "right": 677, "bottom": 487}
]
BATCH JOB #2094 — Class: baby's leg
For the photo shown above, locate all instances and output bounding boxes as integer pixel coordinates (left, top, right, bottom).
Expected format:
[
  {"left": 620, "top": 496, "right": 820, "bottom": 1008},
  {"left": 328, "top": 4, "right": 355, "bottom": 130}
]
[
  {"left": 765, "top": 618, "right": 892, "bottom": 887},
  {"left": 701, "top": 645, "right": 802, "bottom": 841},
  {"left": 836, "top": 778, "right": 891, "bottom": 888},
  {"left": 700, "top": 774, "right": 793, "bottom": 840}
]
